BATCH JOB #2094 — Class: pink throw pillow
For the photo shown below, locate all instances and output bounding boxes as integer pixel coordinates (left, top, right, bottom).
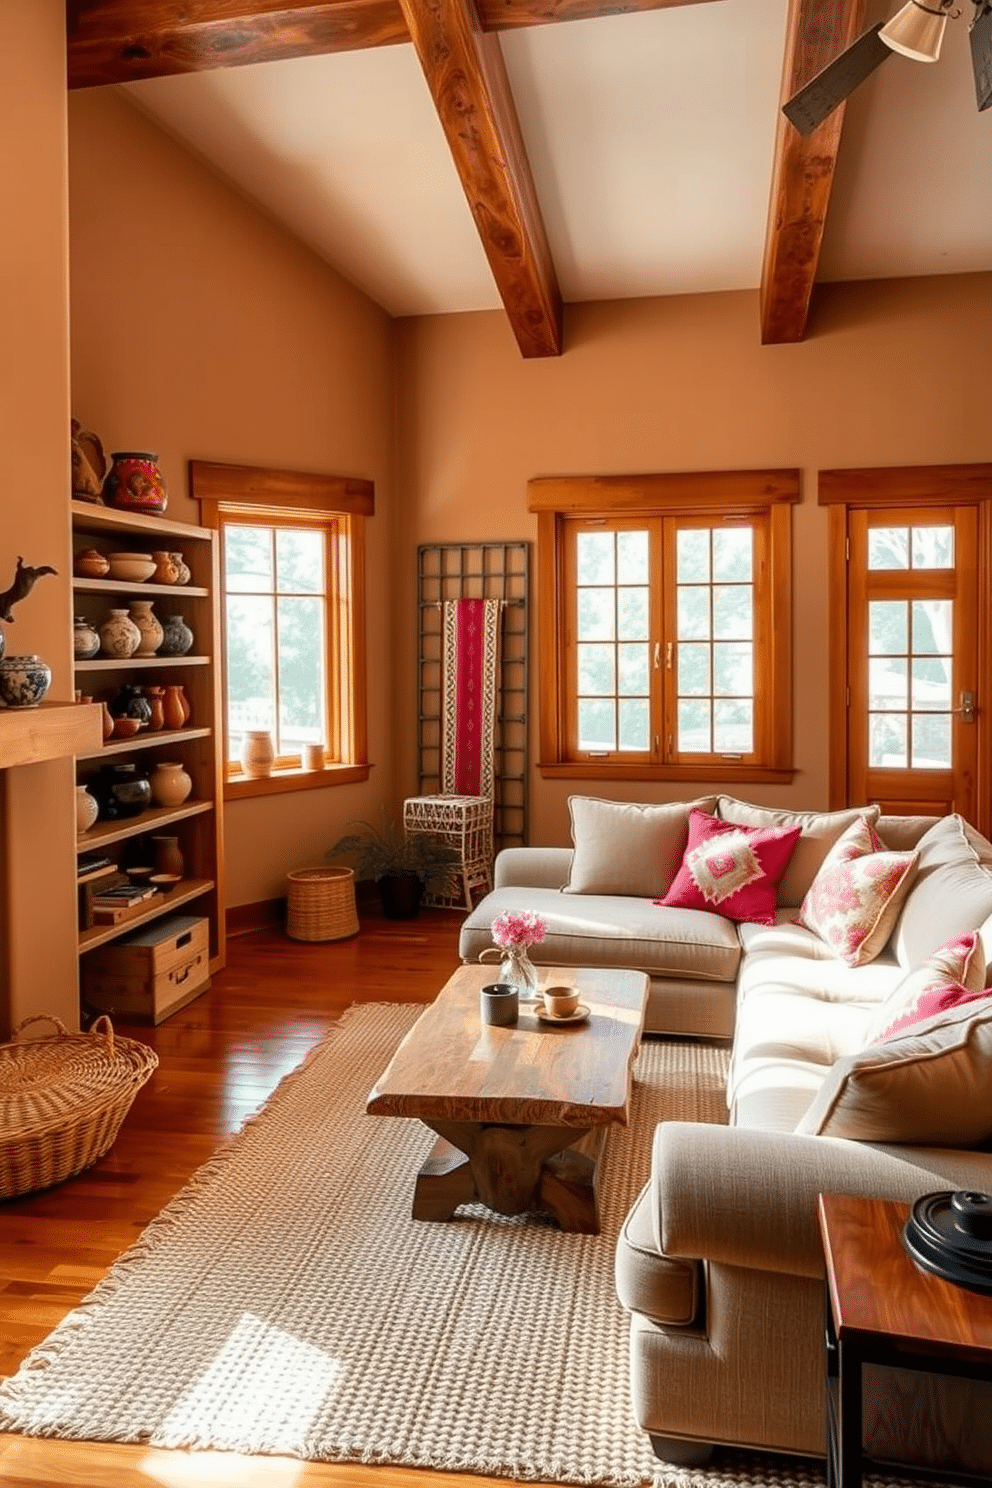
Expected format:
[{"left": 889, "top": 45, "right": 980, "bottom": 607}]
[
  {"left": 865, "top": 931, "right": 988, "bottom": 1043},
  {"left": 657, "top": 809, "right": 801, "bottom": 926},
  {"left": 797, "top": 817, "right": 919, "bottom": 968}
]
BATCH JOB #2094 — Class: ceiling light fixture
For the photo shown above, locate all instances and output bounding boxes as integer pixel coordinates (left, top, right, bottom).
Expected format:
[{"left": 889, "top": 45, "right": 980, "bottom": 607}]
[{"left": 879, "top": 0, "right": 959, "bottom": 62}]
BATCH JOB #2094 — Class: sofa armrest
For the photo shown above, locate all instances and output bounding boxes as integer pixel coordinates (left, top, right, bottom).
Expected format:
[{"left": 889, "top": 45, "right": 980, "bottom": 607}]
[
  {"left": 494, "top": 847, "right": 573, "bottom": 891},
  {"left": 651, "top": 1122, "right": 992, "bottom": 1279}
]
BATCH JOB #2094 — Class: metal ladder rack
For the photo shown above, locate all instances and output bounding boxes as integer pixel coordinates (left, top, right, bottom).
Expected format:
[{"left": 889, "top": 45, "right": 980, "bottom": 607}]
[{"left": 416, "top": 542, "right": 529, "bottom": 848}]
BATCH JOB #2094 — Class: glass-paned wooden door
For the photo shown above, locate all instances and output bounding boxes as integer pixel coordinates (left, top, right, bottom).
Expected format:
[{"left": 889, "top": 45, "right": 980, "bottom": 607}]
[{"left": 847, "top": 506, "right": 978, "bottom": 819}]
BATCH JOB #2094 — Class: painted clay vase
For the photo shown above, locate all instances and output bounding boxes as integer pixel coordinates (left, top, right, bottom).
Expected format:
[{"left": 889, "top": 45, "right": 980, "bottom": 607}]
[
  {"left": 73, "top": 548, "right": 110, "bottom": 579},
  {"left": 240, "top": 729, "right": 275, "bottom": 779},
  {"left": 151, "top": 551, "right": 180, "bottom": 586},
  {"left": 99, "top": 608, "right": 141, "bottom": 659},
  {"left": 100, "top": 700, "right": 115, "bottom": 741},
  {"left": 104, "top": 451, "right": 167, "bottom": 515},
  {"left": 0, "top": 655, "right": 52, "bottom": 708},
  {"left": 152, "top": 835, "right": 185, "bottom": 877},
  {"left": 128, "top": 599, "right": 164, "bottom": 657},
  {"left": 177, "top": 685, "right": 192, "bottom": 723},
  {"left": 144, "top": 685, "right": 165, "bottom": 732},
  {"left": 170, "top": 552, "right": 192, "bottom": 586},
  {"left": 110, "top": 682, "right": 152, "bottom": 727},
  {"left": 159, "top": 614, "right": 194, "bottom": 657},
  {"left": 150, "top": 761, "right": 192, "bottom": 808},
  {"left": 73, "top": 616, "right": 101, "bottom": 659},
  {"left": 162, "top": 685, "right": 187, "bottom": 731},
  {"left": 94, "top": 762, "right": 151, "bottom": 820},
  {"left": 75, "top": 783, "right": 99, "bottom": 836},
  {"left": 70, "top": 419, "right": 109, "bottom": 502}
]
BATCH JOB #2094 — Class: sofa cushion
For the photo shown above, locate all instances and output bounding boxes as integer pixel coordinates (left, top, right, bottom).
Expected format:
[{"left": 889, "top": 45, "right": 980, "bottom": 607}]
[
  {"left": 864, "top": 932, "right": 986, "bottom": 1044},
  {"left": 458, "top": 886, "right": 742, "bottom": 982},
  {"left": 614, "top": 1181, "right": 699, "bottom": 1327},
  {"left": 892, "top": 815, "right": 992, "bottom": 971},
  {"left": 659, "top": 810, "right": 801, "bottom": 926},
  {"left": 794, "top": 999, "right": 992, "bottom": 1146},
  {"left": 716, "top": 798, "right": 880, "bottom": 907},
  {"left": 796, "top": 818, "right": 919, "bottom": 967},
  {"left": 562, "top": 794, "right": 716, "bottom": 899}
]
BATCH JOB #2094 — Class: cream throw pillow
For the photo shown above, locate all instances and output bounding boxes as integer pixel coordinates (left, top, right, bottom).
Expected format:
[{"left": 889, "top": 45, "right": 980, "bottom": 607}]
[
  {"left": 863, "top": 932, "right": 986, "bottom": 1045},
  {"left": 716, "top": 799, "right": 880, "bottom": 907},
  {"left": 795, "top": 999, "right": 992, "bottom": 1146},
  {"left": 563, "top": 795, "right": 716, "bottom": 899},
  {"left": 891, "top": 814, "right": 992, "bottom": 971},
  {"left": 796, "top": 817, "right": 919, "bottom": 967}
]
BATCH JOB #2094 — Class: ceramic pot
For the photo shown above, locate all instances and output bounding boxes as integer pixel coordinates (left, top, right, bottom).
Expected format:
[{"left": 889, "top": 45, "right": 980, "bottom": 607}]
[
  {"left": 162, "top": 685, "right": 187, "bottom": 731},
  {"left": 144, "top": 685, "right": 165, "bottom": 732},
  {"left": 128, "top": 599, "right": 164, "bottom": 657},
  {"left": 94, "top": 762, "right": 152, "bottom": 820},
  {"left": 240, "top": 729, "right": 275, "bottom": 779},
  {"left": 150, "top": 761, "right": 192, "bottom": 808},
  {"left": 151, "top": 551, "right": 180, "bottom": 585},
  {"left": 73, "top": 548, "right": 110, "bottom": 579},
  {"left": 99, "top": 608, "right": 141, "bottom": 659},
  {"left": 110, "top": 682, "right": 152, "bottom": 727},
  {"left": 100, "top": 700, "right": 114, "bottom": 741},
  {"left": 0, "top": 655, "right": 52, "bottom": 709},
  {"left": 104, "top": 451, "right": 167, "bottom": 515},
  {"left": 73, "top": 616, "right": 101, "bottom": 660},
  {"left": 152, "top": 835, "right": 185, "bottom": 877},
  {"left": 159, "top": 614, "right": 194, "bottom": 657},
  {"left": 171, "top": 552, "right": 192, "bottom": 586},
  {"left": 75, "top": 783, "right": 99, "bottom": 835},
  {"left": 71, "top": 419, "right": 109, "bottom": 501}
]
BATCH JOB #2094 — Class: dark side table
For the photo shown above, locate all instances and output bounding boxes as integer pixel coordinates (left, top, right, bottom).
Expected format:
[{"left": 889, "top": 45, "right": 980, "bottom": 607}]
[{"left": 818, "top": 1192, "right": 992, "bottom": 1488}]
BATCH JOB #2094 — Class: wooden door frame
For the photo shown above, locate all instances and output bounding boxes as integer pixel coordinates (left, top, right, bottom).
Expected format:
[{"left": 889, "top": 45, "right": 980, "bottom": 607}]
[{"left": 821, "top": 465, "right": 992, "bottom": 835}]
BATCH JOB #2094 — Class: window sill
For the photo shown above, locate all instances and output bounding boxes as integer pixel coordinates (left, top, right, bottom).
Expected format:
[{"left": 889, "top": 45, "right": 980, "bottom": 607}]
[
  {"left": 225, "top": 763, "right": 372, "bottom": 800},
  {"left": 537, "top": 762, "right": 796, "bottom": 785}
]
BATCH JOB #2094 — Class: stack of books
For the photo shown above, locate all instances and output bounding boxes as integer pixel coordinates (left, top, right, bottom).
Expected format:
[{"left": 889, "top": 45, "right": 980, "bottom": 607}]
[{"left": 90, "top": 882, "right": 158, "bottom": 924}]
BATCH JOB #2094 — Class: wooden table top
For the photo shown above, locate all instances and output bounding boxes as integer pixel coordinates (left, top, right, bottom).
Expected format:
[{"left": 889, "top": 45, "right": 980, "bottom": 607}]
[
  {"left": 818, "top": 1192, "right": 992, "bottom": 1364},
  {"left": 366, "top": 964, "right": 649, "bottom": 1128}
]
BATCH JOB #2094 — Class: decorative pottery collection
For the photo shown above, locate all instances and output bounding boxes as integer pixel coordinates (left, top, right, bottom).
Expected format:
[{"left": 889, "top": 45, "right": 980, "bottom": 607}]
[
  {"left": 159, "top": 614, "right": 194, "bottom": 657},
  {"left": 73, "top": 616, "right": 101, "bottom": 659},
  {"left": 128, "top": 600, "right": 164, "bottom": 657},
  {"left": 93, "top": 762, "right": 153, "bottom": 820},
  {"left": 70, "top": 419, "right": 110, "bottom": 502},
  {"left": 98, "top": 608, "right": 142, "bottom": 659},
  {"left": 0, "top": 654, "right": 52, "bottom": 709},
  {"left": 153, "top": 835, "right": 185, "bottom": 878},
  {"left": 75, "top": 783, "right": 99, "bottom": 836},
  {"left": 150, "top": 762, "right": 192, "bottom": 808},
  {"left": 240, "top": 729, "right": 275, "bottom": 779},
  {"left": 104, "top": 452, "right": 168, "bottom": 515}
]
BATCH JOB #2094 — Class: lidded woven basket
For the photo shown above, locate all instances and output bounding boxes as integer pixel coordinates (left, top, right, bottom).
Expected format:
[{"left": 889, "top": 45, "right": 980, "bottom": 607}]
[
  {"left": 286, "top": 866, "right": 359, "bottom": 942},
  {"left": 0, "top": 1014, "right": 158, "bottom": 1200}
]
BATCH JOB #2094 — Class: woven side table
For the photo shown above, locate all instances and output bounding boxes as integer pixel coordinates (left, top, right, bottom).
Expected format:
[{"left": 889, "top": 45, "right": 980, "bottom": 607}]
[
  {"left": 403, "top": 795, "right": 493, "bottom": 910},
  {"left": 286, "top": 867, "right": 360, "bottom": 942}
]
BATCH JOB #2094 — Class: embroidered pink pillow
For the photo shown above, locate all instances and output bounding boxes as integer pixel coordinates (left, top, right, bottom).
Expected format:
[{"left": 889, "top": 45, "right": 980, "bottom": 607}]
[
  {"left": 865, "top": 932, "right": 988, "bottom": 1043},
  {"left": 797, "top": 817, "right": 919, "bottom": 968},
  {"left": 657, "top": 809, "right": 801, "bottom": 926}
]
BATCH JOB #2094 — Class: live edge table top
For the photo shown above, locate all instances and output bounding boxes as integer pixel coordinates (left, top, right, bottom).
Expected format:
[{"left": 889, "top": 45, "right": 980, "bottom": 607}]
[{"left": 366, "top": 964, "right": 650, "bottom": 1129}]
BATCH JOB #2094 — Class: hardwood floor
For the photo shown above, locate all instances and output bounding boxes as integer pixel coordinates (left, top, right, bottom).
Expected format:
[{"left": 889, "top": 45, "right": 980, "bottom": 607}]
[{"left": 0, "top": 908, "right": 534, "bottom": 1488}]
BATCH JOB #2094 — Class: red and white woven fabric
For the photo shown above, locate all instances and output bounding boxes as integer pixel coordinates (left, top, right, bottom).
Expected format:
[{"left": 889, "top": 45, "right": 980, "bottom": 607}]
[{"left": 440, "top": 598, "right": 501, "bottom": 798}]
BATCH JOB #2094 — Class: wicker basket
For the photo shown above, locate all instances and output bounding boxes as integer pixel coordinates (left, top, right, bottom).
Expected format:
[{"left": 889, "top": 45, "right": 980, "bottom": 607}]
[
  {"left": 286, "top": 866, "right": 360, "bottom": 942},
  {"left": 0, "top": 1014, "right": 158, "bottom": 1200}
]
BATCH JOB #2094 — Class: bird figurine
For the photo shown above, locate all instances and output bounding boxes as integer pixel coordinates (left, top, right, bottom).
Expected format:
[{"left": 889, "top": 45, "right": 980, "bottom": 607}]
[{"left": 0, "top": 556, "right": 58, "bottom": 624}]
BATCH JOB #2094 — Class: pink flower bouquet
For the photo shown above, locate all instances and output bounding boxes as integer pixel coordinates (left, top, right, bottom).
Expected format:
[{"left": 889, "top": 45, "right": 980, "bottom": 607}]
[{"left": 490, "top": 910, "right": 548, "bottom": 951}]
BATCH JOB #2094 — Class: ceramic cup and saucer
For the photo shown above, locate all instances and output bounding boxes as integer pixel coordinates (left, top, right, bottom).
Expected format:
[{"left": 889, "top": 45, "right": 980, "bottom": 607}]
[{"left": 537, "top": 985, "right": 591, "bottom": 1025}]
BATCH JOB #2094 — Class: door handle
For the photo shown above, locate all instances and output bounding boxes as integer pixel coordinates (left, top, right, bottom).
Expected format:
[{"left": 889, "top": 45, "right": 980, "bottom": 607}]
[{"left": 952, "top": 690, "right": 977, "bottom": 723}]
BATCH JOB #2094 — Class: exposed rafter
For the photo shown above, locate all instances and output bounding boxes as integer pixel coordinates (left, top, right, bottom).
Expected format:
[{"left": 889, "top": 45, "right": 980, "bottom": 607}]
[
  {"left": 397, "top": 0, "right": 562, "bottom": 357},
  {"left": 759, "top": 0, "right": 867, "bottom": 345}
]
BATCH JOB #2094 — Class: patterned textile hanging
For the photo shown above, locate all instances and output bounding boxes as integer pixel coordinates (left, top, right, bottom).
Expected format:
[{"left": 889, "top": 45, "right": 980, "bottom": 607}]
[{"left": 440, "top": 598, "right": 501, "bottom": 798}]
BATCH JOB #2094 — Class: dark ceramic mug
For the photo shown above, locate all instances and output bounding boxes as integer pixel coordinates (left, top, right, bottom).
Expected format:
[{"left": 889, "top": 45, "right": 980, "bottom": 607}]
[{"left": 480, "top": 982, "right": 519, "bottom": 1027}]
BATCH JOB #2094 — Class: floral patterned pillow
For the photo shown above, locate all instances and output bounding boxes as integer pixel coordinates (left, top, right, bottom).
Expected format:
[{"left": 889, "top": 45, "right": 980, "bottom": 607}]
[
  {"left": 797, "top": 817, "right": 919, "bottom": 967},
  {"left": 864, "top": 932, "right": 987, "bottom": 1044},
  {"left": 658, "top": 809, "right": 802, "bottom": 926}
]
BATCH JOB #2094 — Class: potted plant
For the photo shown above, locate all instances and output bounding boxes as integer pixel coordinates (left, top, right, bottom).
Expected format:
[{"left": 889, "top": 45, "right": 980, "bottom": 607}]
[{"left": 327, "top": 812, "right": 461, "bottom": 920}]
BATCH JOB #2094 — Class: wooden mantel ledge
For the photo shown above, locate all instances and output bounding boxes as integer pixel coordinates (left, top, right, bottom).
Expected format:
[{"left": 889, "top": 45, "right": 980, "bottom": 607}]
[{"left": 0, "top": 701, "right": 103, "bottom": 770}]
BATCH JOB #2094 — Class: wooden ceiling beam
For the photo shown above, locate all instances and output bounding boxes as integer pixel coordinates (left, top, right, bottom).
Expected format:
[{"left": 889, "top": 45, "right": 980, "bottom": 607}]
[
  {"left": 397, "top": 0, "right": 563, "bottom": 357},
  {"left": 759, "top": 0, "right": 867, "bottom": 345},
  {"left": 67, "top": 0, "right": 722, "bottom": 88}
]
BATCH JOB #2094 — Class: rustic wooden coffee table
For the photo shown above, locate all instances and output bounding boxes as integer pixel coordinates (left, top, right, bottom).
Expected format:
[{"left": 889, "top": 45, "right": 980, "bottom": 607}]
[{"left": 366, "top": 963, "right": 649, "bottom": 1233}]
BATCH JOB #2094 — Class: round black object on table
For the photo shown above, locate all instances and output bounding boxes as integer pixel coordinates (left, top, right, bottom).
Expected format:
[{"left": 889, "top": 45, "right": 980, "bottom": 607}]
[{"left": 903, "top": 1190, "right": 992, "bottom": 1295}]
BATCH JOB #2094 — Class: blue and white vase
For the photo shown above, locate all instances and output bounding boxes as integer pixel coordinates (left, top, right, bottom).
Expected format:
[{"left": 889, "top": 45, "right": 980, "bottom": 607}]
[
  {"left": 0, "top": 654, "right": 52, "bottom": 708},
  {"left": 159, "top": 614, "right": 194, "bottom": 657}
]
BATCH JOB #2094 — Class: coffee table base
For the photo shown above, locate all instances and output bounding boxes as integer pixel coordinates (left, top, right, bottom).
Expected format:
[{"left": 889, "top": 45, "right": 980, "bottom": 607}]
[{"left": 412, "top": 1119, "right": 606, "bottom": 1233}]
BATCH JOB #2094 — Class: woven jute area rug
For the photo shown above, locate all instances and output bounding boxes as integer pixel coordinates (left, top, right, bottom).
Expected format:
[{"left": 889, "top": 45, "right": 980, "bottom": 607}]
[{"left": 0, "top": 1003, "right": 927, "bottom": 1487}]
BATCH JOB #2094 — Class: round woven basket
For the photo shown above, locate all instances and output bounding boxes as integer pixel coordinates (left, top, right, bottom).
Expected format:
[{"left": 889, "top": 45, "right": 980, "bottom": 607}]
[
  {"left": 286, "top": 866, "right": 360, "bottom": 942},
  {"left": 0, "top": 1014, "right": 158, "bottom": 1200}
]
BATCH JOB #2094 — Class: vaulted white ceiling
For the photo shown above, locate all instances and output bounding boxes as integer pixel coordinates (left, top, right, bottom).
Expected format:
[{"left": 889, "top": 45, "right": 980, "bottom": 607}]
[{"left": 118, "top": 0, "right": 992, "bottom": 320}]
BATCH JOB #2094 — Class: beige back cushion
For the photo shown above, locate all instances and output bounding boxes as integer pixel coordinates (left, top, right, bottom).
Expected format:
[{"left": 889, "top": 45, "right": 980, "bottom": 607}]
[
  {"left": 563, "top": 795, "right": 716, "bottom": 899},
  {"left": 716, "top": 799, "right": 880, "bottom": 908},
  {"left": 795, "top": 1000, "right": 992, "bottom": 1146},
  {"left": 892, "top": 815, "right": 992, "bottom": 971}
]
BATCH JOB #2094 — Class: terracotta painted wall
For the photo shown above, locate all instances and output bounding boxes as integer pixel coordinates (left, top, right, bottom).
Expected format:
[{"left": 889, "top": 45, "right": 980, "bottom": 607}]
[
  {"left": 68, "top": 89, "right": 396, "bottom": 909},
  {"left": 0, "top": 0, "right": 78, "bottom": 1034},
  {"left": 393, "top": 275, "right": 992, "bottom": 846}
]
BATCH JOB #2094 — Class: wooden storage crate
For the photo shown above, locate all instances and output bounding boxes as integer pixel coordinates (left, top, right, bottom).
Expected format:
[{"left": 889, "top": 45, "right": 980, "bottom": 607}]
[{"left": 82, "top": 914, "right": 210, "bottom": 1024}]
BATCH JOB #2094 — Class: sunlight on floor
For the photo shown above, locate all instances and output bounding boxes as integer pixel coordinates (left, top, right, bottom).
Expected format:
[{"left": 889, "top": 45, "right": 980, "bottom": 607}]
[{"left": 139, "top": 1446, "right": 306, "bottom": 1486}]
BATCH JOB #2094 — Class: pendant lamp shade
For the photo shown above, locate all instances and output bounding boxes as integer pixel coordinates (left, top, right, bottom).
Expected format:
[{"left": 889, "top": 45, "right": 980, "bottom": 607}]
[{"left": 880, "top": 1, "right": 950, "bottom": 62}]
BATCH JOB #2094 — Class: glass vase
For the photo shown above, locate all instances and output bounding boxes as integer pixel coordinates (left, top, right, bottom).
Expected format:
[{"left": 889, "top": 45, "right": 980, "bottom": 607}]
[{"left": 498, "top": 945, "right": 540, "bottom": 1002}]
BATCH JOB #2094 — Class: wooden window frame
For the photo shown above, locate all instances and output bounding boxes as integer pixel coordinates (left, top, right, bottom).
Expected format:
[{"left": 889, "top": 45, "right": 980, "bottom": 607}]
[
  {"left": 191, "top": 460, "right": 373, "bottom": 800},
  {"left": 820, "top": 463, "right": 992, "bottom": 831},
  {"left": 529, "top": 470, "right": 799, "bottom": 783}
]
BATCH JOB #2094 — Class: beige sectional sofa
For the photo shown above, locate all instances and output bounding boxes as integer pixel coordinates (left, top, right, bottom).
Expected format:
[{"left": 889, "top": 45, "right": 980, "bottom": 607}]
[{"left": 459, "top": 797, "right": 992, "bottom": 1477}]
